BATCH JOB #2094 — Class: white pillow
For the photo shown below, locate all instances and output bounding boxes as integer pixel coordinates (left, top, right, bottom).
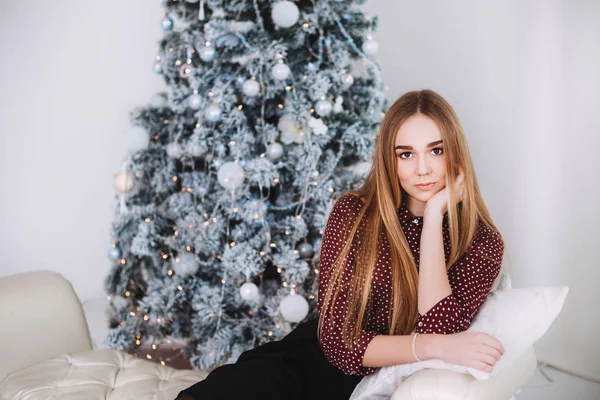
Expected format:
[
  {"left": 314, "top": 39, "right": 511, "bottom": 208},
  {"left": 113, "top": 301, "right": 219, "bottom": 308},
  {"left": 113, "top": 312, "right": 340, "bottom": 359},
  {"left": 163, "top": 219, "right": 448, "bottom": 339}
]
[{"left": 349, "top": 285, "right": 569, "bottom": 400}]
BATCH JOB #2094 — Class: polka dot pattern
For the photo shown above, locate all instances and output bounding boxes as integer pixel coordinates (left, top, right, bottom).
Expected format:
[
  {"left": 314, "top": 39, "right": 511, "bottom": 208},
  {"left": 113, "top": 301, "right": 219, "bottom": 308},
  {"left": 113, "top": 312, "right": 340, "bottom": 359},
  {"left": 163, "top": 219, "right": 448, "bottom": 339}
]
[{"left": 317, "top": 193, "right": 504, "bottom": 376}]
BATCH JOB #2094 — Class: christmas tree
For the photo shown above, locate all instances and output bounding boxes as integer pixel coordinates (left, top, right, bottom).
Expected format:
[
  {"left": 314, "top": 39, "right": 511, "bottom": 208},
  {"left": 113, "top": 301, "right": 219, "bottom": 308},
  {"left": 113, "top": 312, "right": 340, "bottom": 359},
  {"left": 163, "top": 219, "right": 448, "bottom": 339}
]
[{"left": 105, "top": 0, "right": 386, "bottom": 371}]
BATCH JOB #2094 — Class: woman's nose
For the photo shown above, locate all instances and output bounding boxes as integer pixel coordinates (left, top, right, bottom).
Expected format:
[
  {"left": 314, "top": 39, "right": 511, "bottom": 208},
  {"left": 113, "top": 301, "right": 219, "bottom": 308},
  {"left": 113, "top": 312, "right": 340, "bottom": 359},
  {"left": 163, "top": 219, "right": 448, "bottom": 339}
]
[{"left": 416, "top": 156, "right": 431, "bottom": 176}]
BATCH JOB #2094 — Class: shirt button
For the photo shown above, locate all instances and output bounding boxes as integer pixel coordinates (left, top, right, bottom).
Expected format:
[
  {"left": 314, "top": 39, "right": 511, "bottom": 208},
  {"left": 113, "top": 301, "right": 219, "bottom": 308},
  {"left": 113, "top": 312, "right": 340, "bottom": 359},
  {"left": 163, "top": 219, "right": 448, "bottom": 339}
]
[
  {"left": 418, "top": 321, "right": 423, "bottom": 327},
  {"left": 413, "top": 218, "right": 419, "bottom": 224}
]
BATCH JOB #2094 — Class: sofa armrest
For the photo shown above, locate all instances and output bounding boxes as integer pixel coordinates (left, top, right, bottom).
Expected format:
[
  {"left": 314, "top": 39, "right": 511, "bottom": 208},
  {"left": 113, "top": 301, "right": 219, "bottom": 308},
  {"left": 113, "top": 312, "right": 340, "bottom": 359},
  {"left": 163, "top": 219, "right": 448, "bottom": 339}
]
[
  {"left": 0, "top": 270, "right": 93, "bottom": 381},
  {"left": 391, "top": 346, "right": 537, "bottom": 400}
]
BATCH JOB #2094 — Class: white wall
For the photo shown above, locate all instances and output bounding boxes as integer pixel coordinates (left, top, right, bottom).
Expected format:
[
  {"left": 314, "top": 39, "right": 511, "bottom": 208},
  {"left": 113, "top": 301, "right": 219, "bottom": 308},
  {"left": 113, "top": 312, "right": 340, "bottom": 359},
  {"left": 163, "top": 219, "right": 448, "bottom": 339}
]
[
  {"left": 1, "top": 0, "right": 598, "bottom": 380},
  {"left": 0, "top": 1, "right": 166, "bottom": 300},
  {"left": 363, "top": 0, "right": 600, "bottom": 381}
]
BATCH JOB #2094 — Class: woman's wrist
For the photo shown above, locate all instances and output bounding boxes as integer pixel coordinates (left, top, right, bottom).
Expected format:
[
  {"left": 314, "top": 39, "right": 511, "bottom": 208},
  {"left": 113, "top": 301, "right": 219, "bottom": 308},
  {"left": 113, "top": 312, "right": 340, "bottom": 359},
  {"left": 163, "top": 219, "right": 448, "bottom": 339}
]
[{"left": 416, "top": 333, "right": 441, "bottom": 361}]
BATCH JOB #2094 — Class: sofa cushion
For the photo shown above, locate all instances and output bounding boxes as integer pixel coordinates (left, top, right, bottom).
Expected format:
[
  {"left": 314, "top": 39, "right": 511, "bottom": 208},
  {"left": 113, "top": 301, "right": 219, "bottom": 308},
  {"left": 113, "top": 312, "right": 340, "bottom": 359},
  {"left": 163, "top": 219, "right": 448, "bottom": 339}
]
[{"left": 0, "top": 349, "right": 208, "bottom": 400}]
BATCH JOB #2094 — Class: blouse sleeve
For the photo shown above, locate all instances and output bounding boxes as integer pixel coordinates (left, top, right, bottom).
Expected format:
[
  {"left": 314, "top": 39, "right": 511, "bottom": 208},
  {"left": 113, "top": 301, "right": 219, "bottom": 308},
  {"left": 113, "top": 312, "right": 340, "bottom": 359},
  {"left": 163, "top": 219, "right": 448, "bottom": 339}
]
[
  {"left": 317, "top": 194, "right": 379, "bottom": 376},
  {"left": 414, "top": 224, "right": 505, "bottom": 335}
]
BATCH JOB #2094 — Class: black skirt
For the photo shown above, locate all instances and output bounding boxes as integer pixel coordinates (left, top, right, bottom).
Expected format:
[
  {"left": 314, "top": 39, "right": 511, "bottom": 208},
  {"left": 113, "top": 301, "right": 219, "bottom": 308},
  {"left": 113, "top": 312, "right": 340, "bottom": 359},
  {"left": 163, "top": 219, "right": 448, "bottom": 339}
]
[{"left": 178, "top": 316, "right": 364, "bottom": 400}]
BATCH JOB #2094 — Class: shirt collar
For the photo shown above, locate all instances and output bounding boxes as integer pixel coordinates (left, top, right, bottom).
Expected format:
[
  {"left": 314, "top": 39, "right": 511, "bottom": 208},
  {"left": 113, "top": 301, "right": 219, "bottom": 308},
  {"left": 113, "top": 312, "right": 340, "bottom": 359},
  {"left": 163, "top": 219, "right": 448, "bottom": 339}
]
[{"left": 398, "top": 200, "right": 422, "bottom": 225}]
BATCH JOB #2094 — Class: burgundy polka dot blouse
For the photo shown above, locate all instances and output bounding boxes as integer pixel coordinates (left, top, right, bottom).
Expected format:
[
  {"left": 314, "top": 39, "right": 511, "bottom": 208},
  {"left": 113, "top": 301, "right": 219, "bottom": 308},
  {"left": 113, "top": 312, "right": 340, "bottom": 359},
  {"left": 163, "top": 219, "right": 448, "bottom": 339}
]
[{"left": 317, "top": 193, "right": 504, "bottom": 376}]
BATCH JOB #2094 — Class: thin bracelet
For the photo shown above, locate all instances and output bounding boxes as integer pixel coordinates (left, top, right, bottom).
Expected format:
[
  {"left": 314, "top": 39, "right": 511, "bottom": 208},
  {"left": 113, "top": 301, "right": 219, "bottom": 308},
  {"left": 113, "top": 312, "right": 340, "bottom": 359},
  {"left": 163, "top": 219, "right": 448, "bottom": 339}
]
[{"left": 412, "top": 332, "right": 422, "bottom": 362}]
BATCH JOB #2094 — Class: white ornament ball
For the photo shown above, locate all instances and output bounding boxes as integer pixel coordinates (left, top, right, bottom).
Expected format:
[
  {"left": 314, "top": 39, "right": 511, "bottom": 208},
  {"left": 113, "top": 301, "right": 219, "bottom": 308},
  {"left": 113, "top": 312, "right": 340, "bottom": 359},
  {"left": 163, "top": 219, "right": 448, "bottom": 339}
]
[
  {"left": 199, "top": 45, "right": 217, "bottom": 62},
  {"left": 114, "top": 171, "right": 135, "bottom": 193},
  {"left": 315, "top": 100, "right": 333, "bottom": 117},
  {"left": 266, "top": 142, "right": 284, "bottom": 161},
  {"left": 204, "top": 104, "right": 222, "bottom": 122},
  {"left": 126, "top": 126, "right": 149, "bottom": 153},
  {"left": 217, "top": 161, "right": 245, "bottom": 190},
  {"left": 166, "top": 142, "right": 184, "bottom": 158},
  {"left": 188, "top": 94, "right": 202, "bottom": 110},
  {"left": 173, "top": 252, "right": 199, "bottom": 276},
  {"left": 242, "top": 79, "right": 260, "bottom": 97},
  {"left": 362, "top": 38, "right": 380, "bottom": 56},
  {"left": 271, "top": 1, "right": 300, "bottom": 28},
  {"left": 240, "top": 282, "right": 260, "bottom": 302},
  {"left": 280, "top": 293, "right": 309, "bottom": 323},
  {"left": 272, "top": 63, "right": 291, "bottom": 81}
]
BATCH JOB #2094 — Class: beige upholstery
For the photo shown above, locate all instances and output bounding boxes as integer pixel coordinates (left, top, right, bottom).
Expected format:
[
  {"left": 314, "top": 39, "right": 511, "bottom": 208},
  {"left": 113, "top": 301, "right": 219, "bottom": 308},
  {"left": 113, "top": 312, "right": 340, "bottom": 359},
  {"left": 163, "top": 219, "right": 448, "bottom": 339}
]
[
  {"left": 0, "top": 270, "right": 93, "bottom": 382},
  {"left": 0, "top": 270, "right": 206, "bottom": 400},
  {"left": 0, "top": 349, "right": 207, "bottom": 400}
]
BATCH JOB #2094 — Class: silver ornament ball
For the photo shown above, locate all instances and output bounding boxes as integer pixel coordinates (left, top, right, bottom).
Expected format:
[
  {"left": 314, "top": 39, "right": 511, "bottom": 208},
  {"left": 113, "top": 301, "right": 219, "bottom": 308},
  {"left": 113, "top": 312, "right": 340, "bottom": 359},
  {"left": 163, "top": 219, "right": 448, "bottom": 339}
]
[
  {"left": 188, "top": 94, "right": 202, "bottom": 110},
  {"left": 315, "top": 100, "right": 333, "bottom": 117},
  {"left": 271, "top": 1, "right": 300, "bottom": 28},
  {"left": 108, "top": 246, "right": 122, "bottom": 262},
  {"left": 240, "top": 282, "right": 260, "bottom": 302},
  {"left": 266, "top": 142, "right": 284, "bottom": 161},
  {"left": 272, "top": 63, "right": 291, "bottom": 81},
  {"left": 362, "top": 38, "right": 380, "bottom": 56},
  {"left": 199, "top": 45, "right": 217, "bottom": 62},
  {"left": 280, "top": 294, "right": 309, "bottom": 323},
  {"left": 204, "top": 104, "right": 222, "bottom": 122},
  {"left": 242, "top": 79, "right": 260, "bottom": 97},
  {"left": 298, "top": 243, "right": 314, "bottom": 259},
  {"left": 217, "top": 161, "right": 245, "bottom": 190},
  {"left": 161, "top": 16, "right": 174, "bottom": 31}
]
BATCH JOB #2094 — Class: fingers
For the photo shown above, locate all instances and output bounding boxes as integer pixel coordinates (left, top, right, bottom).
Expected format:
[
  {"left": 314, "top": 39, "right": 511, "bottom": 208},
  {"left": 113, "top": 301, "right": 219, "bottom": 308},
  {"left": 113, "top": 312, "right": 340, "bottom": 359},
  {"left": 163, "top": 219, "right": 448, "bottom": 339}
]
[
  {"left": 471, "top": 360, "right": 494, "bottom": 373},
  {"left": 477, "top": 344, "right": 503, "bottom": 362},
  {"left": 480, "top": 334, "right": 505, "bottom": 355}
]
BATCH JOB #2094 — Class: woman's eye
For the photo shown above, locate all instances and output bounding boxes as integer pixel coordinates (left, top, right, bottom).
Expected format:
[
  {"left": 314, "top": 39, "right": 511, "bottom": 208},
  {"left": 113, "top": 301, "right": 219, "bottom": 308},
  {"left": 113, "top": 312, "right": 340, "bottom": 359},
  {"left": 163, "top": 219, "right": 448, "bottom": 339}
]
[
  {"left": 432, "top": 148, "right": 444, "bottom": 155},
  {"left": 399, "top": 152, "right": 412, "bottom": 159}
]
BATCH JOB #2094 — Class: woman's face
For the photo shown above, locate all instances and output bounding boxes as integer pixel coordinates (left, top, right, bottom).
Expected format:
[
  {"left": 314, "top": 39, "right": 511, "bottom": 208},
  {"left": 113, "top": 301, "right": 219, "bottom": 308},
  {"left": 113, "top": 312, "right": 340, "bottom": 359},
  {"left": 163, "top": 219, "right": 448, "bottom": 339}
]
[{"left": 394, "top": 114, "right": 447, "bottom": 209}]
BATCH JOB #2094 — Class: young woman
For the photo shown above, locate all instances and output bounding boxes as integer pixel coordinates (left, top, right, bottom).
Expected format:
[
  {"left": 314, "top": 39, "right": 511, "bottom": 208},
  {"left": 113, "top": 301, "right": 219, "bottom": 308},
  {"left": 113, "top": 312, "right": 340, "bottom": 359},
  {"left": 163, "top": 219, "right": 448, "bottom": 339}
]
[{"left": 177, "top": 89, "right": 505, "bottom": 400}]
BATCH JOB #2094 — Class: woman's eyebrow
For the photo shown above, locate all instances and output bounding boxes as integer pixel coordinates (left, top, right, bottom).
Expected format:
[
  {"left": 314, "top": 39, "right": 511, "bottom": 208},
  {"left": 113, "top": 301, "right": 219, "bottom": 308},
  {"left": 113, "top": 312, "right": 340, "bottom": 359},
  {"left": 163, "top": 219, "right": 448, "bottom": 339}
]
[{"left": 394, "top": 140, "right": 443, "bottom": 150}]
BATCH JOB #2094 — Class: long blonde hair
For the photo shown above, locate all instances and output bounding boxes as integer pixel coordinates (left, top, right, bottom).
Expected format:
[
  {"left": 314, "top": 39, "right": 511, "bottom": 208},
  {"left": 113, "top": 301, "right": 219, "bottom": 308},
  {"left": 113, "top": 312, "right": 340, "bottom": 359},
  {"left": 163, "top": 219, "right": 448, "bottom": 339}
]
[{"left": 318, "top": 89, "right": 502, "bottom": 348}]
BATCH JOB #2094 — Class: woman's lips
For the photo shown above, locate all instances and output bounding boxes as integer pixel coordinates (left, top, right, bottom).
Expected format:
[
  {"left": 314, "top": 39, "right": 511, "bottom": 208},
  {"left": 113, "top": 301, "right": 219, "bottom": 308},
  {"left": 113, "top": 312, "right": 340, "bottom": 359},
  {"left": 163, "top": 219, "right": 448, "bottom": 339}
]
[{"left": 415, "top": 183, "right": 435, "bottom": 190}]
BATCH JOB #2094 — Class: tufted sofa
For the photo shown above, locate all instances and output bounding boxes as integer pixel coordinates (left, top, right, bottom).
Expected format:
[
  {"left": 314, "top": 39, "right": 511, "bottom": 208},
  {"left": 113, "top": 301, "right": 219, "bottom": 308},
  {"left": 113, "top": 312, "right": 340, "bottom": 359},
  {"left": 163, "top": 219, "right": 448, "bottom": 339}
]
[
  {"left": 0, "top": 270, "right": 207, "bottom": 400},
  {"left": 0, "top": 270, "right": 535, "bottom": 400}
]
